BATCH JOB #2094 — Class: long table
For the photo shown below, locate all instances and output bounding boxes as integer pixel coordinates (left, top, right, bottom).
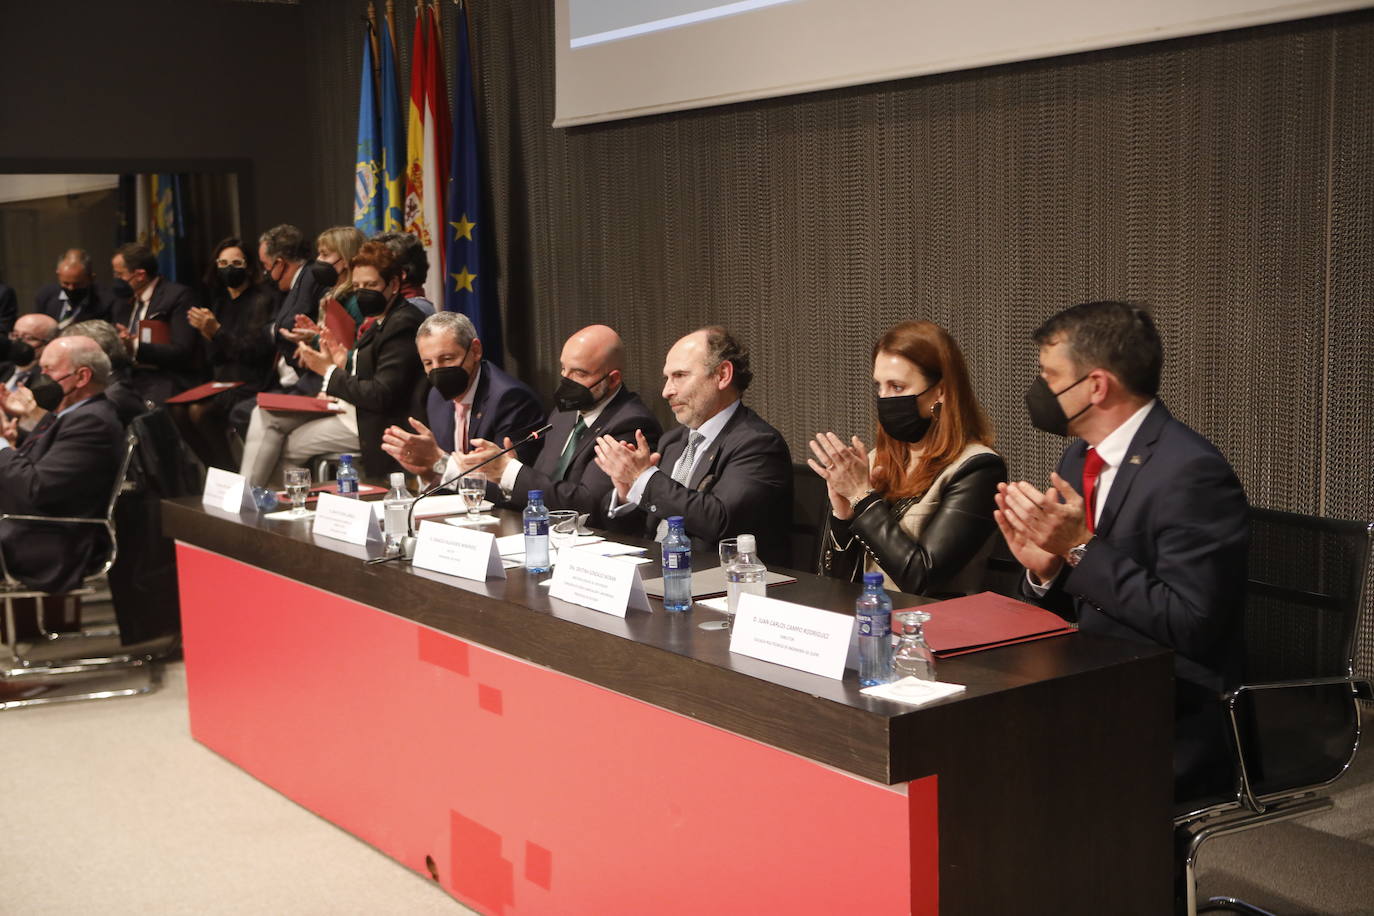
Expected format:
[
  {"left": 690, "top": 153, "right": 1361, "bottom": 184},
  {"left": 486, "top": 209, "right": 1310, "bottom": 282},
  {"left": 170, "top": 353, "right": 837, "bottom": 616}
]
[{"left": 163, "top": 498, "right": 1174, "bottom": 914}]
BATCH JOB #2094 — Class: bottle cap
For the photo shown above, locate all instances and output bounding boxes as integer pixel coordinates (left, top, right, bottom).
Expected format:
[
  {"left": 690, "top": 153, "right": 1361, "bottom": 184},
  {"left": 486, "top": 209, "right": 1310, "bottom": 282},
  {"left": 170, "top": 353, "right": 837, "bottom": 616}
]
[
  {"left": 340, "top": 454, "right": 353, "bottom": 463},
  {"left": 528, "top": 489, "right": 543, "bottom": 500},
  {"left": 390, "top": 472, "right": 405, "bottom": 487},
  {"left": 863, "top": 572, "right": 884, "bottom": 586},
  {"left": 667, "top": 515, "right": 684, "bottom": 528},
  {"left": 736, "top": 534, "right": 756, "bottom": 554}
]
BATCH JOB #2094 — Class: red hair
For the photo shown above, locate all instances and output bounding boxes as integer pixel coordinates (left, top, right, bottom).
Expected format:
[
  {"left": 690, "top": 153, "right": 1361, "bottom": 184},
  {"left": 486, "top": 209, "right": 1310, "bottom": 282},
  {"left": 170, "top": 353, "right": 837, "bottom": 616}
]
[{"left": 871, "top": 321, "right": 994, "bottom": 500}]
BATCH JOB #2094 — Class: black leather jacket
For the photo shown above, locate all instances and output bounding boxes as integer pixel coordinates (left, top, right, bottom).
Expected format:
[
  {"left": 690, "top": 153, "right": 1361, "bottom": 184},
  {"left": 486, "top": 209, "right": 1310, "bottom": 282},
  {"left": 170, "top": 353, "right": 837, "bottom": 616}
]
[{"left": 820, "top": 452, "right": 1006, "bottom": 598}]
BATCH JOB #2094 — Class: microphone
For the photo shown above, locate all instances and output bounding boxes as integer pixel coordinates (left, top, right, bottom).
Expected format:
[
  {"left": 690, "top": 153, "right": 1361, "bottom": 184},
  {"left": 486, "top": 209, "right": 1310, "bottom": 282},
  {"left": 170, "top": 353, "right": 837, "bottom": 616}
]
[{"left": 403, "top": 423, "right": 553, "bottom": 537}]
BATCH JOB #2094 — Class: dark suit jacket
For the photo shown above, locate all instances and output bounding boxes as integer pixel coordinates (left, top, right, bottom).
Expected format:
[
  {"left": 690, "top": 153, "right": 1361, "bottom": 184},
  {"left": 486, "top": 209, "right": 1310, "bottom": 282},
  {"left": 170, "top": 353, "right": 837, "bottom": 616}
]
[
  {"left": 0, "top": 394, "right": 125, "bottom": 593},
  {"left": 496, "top": 386, "right": 662, "bottom": 528},
  {"left": 323, "top": 300, "right": 427, "bottom": 480},
  {"left": 637, "top": 402, "right": 793, "bottom": 567},
  {"left": 270, "top": 264, "right": 329, "bottom": 396},
  {"left": 426, "top": 360, "right": 546, "bottom": 469},
  {"left": 110, "top": 278, "right": 203, "bottom": 403},
  {"left": 1023, "top": 401, "right": 1248, "bottom": 797},
  {"left": 0, "top": 362, "right": 39, "bottom": 390},
  {"left": 0, "top": 283, "right": 16, "bottom": 335},
  {"left": 33, "top": 283, "right": 114, "bottom": 326}
]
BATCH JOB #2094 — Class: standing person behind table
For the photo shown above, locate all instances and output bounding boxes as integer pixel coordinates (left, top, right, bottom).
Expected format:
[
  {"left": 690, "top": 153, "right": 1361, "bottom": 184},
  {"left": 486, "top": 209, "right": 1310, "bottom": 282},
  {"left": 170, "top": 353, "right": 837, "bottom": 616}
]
[
  {"left": 994, "top": 300, "right": 1248, "bottom": 801},
  {"left": 811, "top": 321, "right": 1006, "bottom": 598},
  {"left": 239, "top": 241, "right": 427, "bottom": 487},
  {"left": 593, "top": 326, "right": 793, "bottom": 566},
  {"left": 171, "top": 238, "right": 279, "bottom": 470},
  {"left": 33, "top": 249, "right": 114, "bottom": 328},
  {"left": 108, "top": 243, "right": 203, "bottom": 405}
]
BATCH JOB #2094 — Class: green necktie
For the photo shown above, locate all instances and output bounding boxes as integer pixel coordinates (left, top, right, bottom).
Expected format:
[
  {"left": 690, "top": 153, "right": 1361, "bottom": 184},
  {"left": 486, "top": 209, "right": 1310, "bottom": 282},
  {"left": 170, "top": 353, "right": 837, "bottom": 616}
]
[{"left": 553, "top": 416, "right": 587, "bottom": 481}]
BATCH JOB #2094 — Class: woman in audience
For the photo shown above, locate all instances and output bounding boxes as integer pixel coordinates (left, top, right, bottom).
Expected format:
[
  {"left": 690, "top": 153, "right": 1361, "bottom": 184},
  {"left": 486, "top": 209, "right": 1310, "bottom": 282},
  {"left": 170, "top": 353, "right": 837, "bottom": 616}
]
[
  {"left": 811, "top": 320, "right": 1006, "bottom": 598},
  {"left": 238, "top": 241, "right": 427, "bottom": 487},
  {"left": 172, "top": 238, "right": 277, "bottom": 470},
  {"left": 280, "top": 227, "right": 367, "bottom": 353}
]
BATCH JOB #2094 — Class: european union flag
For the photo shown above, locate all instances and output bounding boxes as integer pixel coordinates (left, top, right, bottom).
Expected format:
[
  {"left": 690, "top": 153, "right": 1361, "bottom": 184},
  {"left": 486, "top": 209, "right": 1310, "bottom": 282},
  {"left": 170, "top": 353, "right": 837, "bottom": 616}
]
[
  {"left": 445, "top": 9, "right": 502, "bottom": 365},
  {"left": 353, "top": 21, "right": 382, "bottom": 235},
  {"left": 377, "top": 11, "right": 405, "bottom": 231}
]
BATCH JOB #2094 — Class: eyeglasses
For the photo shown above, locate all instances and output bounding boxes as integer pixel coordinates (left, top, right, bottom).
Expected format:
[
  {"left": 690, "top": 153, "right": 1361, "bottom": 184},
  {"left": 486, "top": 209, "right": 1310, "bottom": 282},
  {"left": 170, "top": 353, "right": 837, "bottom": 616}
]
[{"left": 216, "top": 258, "right": 247, "bottom": 268}]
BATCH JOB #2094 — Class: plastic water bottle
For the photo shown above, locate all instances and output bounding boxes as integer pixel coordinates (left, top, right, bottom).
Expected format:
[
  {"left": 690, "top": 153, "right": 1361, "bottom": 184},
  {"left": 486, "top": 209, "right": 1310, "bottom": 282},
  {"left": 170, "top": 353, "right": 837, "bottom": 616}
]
[
  {"left": 725, "top": 533, "right": 767, "bottom": 615},
  {"left": 524, "top": 489, "right": 551, "bottom": 573},
  {"left": 856, "top": 572, "right": 894, "bottom": 686},
  {"left": 335, "top": 454, "right": 360, "bottom": 498},
  {"left": 661, "top": 516, "right": 692, "bottom": 612},
  {"left": 383, "top": 472, "right": 413, "bottom": 554}
]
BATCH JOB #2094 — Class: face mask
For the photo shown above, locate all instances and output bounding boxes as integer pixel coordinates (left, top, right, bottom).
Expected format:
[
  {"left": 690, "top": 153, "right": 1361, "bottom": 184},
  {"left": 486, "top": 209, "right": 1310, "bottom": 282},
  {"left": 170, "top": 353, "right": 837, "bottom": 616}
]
[
  {"left": 218, "top": 266, "right": 248, "bottom": 288},
  {"left": 1025, "top": 373, "right": 1092, "bottom": 437},
  {"left": 553, "top": 372, "right": 609, "bottom": 412},
  {"left": 28, "top": 373, "right": 67, "bottom": 412},
  {"left": 355, "top": 288, "right": 389, "bottom": 317},
  {"left": 309, "top": 260, "right": 339, "bottom": 289},
  {"left": 5, "top": 339, "right": 35, "bottom": 366},
  {"left": 876, "top": 385, "right": 935, "bottom": 443},
  {"left": 429, "top": 364, "right": 471, "bottom": 401},
  {"left": 64, "top": 287, "right": 87, "bottom": 305},
  {"left": 111, "top": 278, "right": 133, "bottom": 298}
]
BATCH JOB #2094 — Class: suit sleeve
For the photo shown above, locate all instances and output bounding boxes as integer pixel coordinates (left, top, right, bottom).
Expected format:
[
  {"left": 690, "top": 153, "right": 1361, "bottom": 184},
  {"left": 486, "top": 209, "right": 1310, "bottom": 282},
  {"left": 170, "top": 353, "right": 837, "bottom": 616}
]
[
  {"left": 1059, "top": 452, "right": 1248, "bottom": 660},
  {"left": 0, "top": 285, "right": 17, "bottom": 335},
  {"left": 137, "top": 285, "right": 200, "bottom": 373},
  {"left": 639, "top": 424, "right": 791, "bottom": 547},
  {"left": 487, "top": 388, "right": 551, "bottom": 466},
  {"left": 511, "top": 407, "right": 659, "bottom": 517},
  {"left": 0, "top": 412, "right": 115, "bottom": 516},
  {"left": 325, "top": 311, "right": 422, "bottom": 412}
]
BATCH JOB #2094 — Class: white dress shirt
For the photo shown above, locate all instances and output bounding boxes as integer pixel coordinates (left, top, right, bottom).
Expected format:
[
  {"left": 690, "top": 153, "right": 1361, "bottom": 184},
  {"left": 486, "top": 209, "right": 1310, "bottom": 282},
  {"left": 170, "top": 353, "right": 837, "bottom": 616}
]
[
  {"left": 498, "top": 385, "right": 616, "bottom": 494},
  {"left": 608, "top": 398, "right": 741, "bottom": 516}
]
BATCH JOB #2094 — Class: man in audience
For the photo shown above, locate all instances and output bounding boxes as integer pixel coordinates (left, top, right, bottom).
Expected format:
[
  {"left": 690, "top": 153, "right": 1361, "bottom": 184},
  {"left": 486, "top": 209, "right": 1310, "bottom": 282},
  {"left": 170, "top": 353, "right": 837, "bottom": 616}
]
[
  {"left": 62, "top": 320, "right": 148, "bottom": 425},
  {"left": 0, "top": 336, "right": 125, "bottom": 595},
  {"left": 259, "top": 223, "right": 328, "bottom": 396},
  {"left": 381, "top": 311, "right": 544, "bottom": 486},
  {"left": 110, "top": 243, "right": 201, "bottom": 404},
  {"left": 374, "top": 231, "right": 435, "bottom": 315},
  {"left": 594, "top": 326, "right": 793, "bottom": 565},
  {"left": 0, "top": 276, "right": 15, "bottom": 336},
  {"left": 2, "top": 314, "right": 58, "bottom": 392},
  {"left": 34, "top": 249, "right": 113, "bottom": 328},
  {"left": 994, "top": 300, "right": 1248, "bottom": 801},
  {"left": 458, "top": 325, "right": 661, "bottom": 529}
]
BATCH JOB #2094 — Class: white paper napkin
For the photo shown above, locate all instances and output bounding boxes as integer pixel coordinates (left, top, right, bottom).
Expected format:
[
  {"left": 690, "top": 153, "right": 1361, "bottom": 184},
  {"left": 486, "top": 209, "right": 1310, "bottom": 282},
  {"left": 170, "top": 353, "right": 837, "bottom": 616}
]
[{"left": 860, "top": 676, "right": 966, "bottom": 706}]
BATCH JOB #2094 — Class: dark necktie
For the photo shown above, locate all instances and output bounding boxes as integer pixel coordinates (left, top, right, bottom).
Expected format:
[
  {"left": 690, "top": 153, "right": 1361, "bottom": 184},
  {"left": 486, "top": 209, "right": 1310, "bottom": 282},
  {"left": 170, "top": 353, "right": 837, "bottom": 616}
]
[
  {"left": 553, "top": 416, "right": 587, "bottom": 481},
  {"left": 1082, "top": 447, "right": 1106, "bottom": 533}
]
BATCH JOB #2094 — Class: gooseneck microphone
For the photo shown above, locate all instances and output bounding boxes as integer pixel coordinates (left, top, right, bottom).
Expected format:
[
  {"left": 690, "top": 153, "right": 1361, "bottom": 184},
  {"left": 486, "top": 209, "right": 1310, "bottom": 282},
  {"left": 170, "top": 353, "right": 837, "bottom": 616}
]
[{"left": 403, "top": 423, "right": 553, "bottom": 538}]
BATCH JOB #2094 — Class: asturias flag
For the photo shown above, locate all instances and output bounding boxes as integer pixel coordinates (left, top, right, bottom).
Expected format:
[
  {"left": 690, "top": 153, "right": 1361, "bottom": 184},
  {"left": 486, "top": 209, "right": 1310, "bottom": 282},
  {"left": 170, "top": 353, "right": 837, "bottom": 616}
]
[{"left": 353, "top": 18, "right": 382, "bottom": 235}]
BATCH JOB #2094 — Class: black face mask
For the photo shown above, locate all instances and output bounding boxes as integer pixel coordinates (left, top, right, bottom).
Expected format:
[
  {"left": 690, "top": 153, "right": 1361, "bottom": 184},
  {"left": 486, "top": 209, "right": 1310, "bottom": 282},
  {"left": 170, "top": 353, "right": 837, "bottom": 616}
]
[
  {"left": 28, "top": 374, "right": 66, "bottom": 412},
  {"left": 429, "top": 364, "right": 471, "bottom": 401},
  {"left": 876, "top": 384, "right": 935, "bottom": 443},
  {"left": 355, "top": 288, "right": 390, "bottom": 317},
  {"left": 309, "top": 260, "right": 339, "bottom": 289},
  {"left": 553, "top": 372, "right": 609, "bottom": 412},
  {"left": 63, "top": 287, "right": 88, "bottom": 306},
  {"left": 217, "top": 266, "right": 248, "bottom": 289},
  {"left": 111, "top": 278, "right": 133, "bottom": 299},
  {"left": 1025, "top": 373, "right": 1092, "bottom": 437}
]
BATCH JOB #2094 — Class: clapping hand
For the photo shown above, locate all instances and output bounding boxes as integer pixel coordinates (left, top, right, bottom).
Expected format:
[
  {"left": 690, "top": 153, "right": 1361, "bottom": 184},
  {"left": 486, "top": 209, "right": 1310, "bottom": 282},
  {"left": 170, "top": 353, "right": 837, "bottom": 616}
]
[
  {"left": 807, "top": 431, "right": 872, "bottom": 520},
  {"left": 592, "top": 430, "right": 657, "bottom": 500},
  {"left": 460, "top": 438, "right": 513, "bottom": 480},
  {"left": 993, "top": 475, "right": 1091, "bottom": 584},
  {"left": 187, "top": 306, "right": 220, "bottom": 340},
  {"left": 381, "top": 417, "right": 443, "bottom": 479}
]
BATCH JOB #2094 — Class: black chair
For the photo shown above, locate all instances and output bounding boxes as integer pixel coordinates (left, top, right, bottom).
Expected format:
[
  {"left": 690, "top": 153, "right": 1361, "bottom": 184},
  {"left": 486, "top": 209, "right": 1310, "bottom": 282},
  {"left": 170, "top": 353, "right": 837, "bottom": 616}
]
[
  {"left": 787, "top": 461, "right": 829, "bottom": 573},
  {"left": 1176, "top": 508, "right": 1373, "bottom": 915}
]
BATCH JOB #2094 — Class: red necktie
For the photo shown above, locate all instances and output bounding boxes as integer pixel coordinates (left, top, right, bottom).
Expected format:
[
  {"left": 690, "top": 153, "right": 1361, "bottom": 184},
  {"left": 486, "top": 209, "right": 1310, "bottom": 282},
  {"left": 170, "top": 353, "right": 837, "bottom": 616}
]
[{"left": 1082, "top": 447, "right": 1105, "bottom": 534}]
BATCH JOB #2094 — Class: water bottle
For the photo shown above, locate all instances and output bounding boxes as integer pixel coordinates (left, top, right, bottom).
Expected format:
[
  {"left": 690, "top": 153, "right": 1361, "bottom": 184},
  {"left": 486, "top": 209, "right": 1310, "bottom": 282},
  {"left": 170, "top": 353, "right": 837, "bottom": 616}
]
[
  {"left": 383, "top": 472, "right": 413, "bottom": 554},
  {"left": 335, "top": 454, "right": 359, "bottom": 498},
  {"left": 856, "top": 572, "right": 894, "bottom": 686},
  {"left": 725, "top": 533, "right": 767, "bottom": 615},
  {"left": 524, "top": 489, "right": 551, "bottom": 573},
  {"left": 661, "top": 516, "right": 692, "bottom": 612}
]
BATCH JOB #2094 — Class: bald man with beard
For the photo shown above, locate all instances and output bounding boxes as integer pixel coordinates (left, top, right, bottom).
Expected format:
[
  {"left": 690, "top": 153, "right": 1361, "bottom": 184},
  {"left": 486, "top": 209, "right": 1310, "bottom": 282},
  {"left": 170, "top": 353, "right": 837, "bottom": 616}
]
[{"left": 457, "top": 325, "right": 662, "bottom": 529}]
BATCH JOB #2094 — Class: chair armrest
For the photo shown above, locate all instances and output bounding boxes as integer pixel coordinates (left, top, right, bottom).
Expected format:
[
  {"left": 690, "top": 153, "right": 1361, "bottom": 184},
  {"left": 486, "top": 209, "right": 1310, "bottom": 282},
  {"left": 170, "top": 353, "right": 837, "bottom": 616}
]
[
  {"left": 1223, "top": 675, "right": 1364, "bottom": 703},
  {"left": 0, "top": 514, "right": 107, "bottom": 526}
]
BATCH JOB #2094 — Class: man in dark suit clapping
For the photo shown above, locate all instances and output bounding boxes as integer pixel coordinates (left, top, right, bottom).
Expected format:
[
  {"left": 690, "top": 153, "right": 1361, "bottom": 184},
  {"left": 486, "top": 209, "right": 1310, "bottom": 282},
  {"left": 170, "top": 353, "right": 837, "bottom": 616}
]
[
  {"left": 594, "top": 326, "right": 793, "bottom": 566},
  {"left": 110, "top": 243, "right": 201, "bottom": 404}
]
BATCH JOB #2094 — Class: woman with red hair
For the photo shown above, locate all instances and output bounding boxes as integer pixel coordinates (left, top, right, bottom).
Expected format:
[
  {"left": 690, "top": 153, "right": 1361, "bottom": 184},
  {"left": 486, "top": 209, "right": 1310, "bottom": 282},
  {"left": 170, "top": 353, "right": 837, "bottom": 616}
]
[{"left": 810, "top": 321, "right": 1005, "bottom": 598}]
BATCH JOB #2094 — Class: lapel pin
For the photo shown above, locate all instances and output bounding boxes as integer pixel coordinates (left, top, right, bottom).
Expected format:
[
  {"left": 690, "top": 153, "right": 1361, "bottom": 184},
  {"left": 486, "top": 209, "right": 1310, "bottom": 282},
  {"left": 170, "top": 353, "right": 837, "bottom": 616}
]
[{"left": 1129, "top": 455, "right": 1143, "bottom": 465}]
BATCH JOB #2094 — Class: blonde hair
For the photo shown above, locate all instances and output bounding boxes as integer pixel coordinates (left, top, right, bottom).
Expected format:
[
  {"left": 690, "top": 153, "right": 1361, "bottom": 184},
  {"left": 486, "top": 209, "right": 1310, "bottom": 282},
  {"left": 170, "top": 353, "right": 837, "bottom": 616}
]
[{"left": 316, "top": 225, "right": 366, "bottom": 304}]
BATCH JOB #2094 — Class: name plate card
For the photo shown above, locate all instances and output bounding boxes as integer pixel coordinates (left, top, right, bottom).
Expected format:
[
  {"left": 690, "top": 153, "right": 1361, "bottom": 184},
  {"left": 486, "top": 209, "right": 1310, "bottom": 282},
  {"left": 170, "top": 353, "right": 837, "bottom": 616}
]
[
  {"left": 548, "top": 550, "right": 650, "bottom": 618},
  {"left": 411, "top": 520, "right": 506, "bottom": 581},
  {"left": 312, "top": 492, "right": 382, "bottom": 545},
  {"left": 729, "top": 593, "right": 854, "bottom": 680},
  {"left": 202, "top": 467, "right": 256, "bottom": 514}
]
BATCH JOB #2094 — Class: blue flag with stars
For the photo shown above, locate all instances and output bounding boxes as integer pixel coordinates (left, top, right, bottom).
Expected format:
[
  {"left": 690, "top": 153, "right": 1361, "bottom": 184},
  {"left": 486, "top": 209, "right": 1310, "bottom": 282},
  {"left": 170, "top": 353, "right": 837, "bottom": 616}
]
[{"left": 445, "top": 8, "right": 502, "bottom": 365}]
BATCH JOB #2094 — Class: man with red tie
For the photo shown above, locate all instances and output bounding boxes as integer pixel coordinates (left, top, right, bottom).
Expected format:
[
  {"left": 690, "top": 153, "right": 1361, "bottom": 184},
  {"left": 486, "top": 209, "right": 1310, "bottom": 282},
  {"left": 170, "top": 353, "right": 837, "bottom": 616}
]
[{"left": 994, "top": 301, "right": 1248, "bottom": 801}]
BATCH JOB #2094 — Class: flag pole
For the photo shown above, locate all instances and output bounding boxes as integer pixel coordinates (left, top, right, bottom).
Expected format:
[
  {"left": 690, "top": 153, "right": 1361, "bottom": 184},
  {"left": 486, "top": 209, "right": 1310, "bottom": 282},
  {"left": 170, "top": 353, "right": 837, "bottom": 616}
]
[{"left": 366, "top": 2, "right": 380, "bottom": 97}]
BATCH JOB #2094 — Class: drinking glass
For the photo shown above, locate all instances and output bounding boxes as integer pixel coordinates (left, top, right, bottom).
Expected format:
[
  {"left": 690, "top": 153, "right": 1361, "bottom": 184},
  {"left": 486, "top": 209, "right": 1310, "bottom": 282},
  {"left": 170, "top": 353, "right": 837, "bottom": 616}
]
[
  {"left": 699, "top": 538, "right": 740, "bottom": 632},
  {"left": 459, "top": 476, "right": 486, "bottom": 517},
  {"left": 548, "top": 510, "right": 580, "bottom": 560},
  {"left": 893, "top": 610, "right": 936, "bottom": 681},
  {"left": 284, "top": 467, "right": 311, "bottom": 517}
]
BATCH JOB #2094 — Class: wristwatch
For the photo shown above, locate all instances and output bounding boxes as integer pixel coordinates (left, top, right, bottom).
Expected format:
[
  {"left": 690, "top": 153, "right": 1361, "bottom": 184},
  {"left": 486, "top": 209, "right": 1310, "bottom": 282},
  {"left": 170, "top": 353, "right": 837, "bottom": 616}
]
[
  {"left": 1065, "top": 540, "right": 1091, "bottom": 568},
  {"left": 431, "top": 452, "right": 450, "bottom": 478}
]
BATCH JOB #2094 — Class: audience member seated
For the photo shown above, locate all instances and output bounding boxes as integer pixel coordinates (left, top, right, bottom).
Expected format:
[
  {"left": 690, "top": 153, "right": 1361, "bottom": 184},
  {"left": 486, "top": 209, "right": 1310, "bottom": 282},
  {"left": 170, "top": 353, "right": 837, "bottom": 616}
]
[
  {"left": 170, "top": 237, "right": 280, "bottom": 469},
  {"left": 0, "top": 336, "right": 125, "bottom": 594},
  {"left": 110, "top": 243, "right": 203, "bottom": 405},
  {"left": 312, "top": 226, "right": 366, "bottom": 326},
  {"left": 374, "top": 231, "right": 435, "bottom": 315},
  {"left": 61, "top": 320, "right": 148, "bottom": 426},
  {"left": 240, "top": 241, "right": 427, "bottom": 487},
  {"left": 994, "top": 300, "right": 1248, "bottom": 801},
  {"left": 2, "top": 314, "right": 58, "bottom": 393},
  {"left": 382, "top": 311, "right": 544, "bottom": 486},
  {"left": 452, "top": 325, "right": 660, "bottom": 530},
  {"left": 594, "top": 326, "right": 793, "bottom": 566},
  {"left": 0, "top": 278, "right": 14, "bottom": 336},
  {"left": 259, "top": 223, "right": 330, "bottom": 399},
  {"left": 33, "top": 248, "right": 113, "bottom": 329},
  {"left": 813, "top": 321, "right": 1006, "bottom": 598}
]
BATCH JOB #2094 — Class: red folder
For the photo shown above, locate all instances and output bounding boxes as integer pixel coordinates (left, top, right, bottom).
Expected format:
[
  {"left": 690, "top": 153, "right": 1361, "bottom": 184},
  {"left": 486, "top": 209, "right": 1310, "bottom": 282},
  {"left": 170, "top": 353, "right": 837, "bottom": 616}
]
[
  {"left": 137, "top": 318, "right": 171, "bottom": 346},
  {"left": 166, "top": 380, "right": 244, "bottom": 404},
  {"left": 903, "top": 591, "right": 1076, "bottom": 658},
  {"left": 257, "top": 393, "right": 344, "bottom": 414},
  {"left": 321, "top": 298, "right": 357, "bottom": 346}
]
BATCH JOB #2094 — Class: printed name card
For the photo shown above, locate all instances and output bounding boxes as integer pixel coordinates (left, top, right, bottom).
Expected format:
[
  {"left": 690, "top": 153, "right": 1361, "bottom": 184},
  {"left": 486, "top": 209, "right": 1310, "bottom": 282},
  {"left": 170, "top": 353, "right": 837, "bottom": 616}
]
[
  {"left": 411, "top": 520, "right": 506, "bottom": 581},
  {"left": 202, "top": 467, "right": 256, "bottom": 513},
  {"left": 729, "top": 593, "right": 854, "bottom": 680},
  {"left": 312, "top": 492, "right": 382, "bottom": 545},
  {"left": 549, "top": 550, "right": 650, "bottom": 617}
]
